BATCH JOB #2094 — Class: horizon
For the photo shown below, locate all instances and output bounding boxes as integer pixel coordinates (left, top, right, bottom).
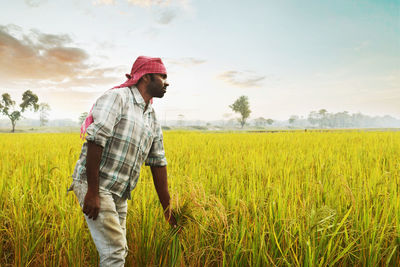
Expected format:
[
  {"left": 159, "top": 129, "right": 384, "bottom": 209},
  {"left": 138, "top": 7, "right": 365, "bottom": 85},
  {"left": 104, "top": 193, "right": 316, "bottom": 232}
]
[
  {"left": 1, "top": 110, "right": 399, "bottom": 125},
  {"left": 0, "top": 0, "right": 399, "bottom": 121}
]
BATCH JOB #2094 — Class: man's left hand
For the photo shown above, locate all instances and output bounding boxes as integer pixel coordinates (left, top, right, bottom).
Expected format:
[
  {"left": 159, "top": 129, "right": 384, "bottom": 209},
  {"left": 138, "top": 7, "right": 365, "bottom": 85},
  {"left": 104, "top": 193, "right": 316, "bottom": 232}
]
[{"left": 164, "top": 208, "right": 177, "bottom": 228}]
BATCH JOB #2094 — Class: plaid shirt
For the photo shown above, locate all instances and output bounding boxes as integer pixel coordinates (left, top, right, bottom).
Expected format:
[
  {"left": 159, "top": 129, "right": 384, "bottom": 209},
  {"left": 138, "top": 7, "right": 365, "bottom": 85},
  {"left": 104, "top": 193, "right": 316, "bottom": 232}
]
[{"left": 72, "top": 86, "right": 167, "bottom": 198}]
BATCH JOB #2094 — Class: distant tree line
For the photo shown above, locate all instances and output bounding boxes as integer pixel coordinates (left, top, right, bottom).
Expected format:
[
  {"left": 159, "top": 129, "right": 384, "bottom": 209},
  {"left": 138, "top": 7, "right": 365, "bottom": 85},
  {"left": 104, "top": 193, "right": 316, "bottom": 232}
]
[
  {"left": 228, "top": 96, "right": 399, "bottom": 129},
  {"left": 254, "top": 117, "right": 274, "bottom": 127},
  {"left": 288, "top": 109, "right": 400, "bottom": 128}
]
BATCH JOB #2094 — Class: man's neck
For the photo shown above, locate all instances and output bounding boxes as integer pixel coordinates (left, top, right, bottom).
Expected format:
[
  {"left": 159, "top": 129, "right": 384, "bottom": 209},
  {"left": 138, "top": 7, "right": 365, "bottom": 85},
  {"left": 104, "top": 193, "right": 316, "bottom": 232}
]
[{"left": 135, "top": 84, "right": 151, "bottom": 104}]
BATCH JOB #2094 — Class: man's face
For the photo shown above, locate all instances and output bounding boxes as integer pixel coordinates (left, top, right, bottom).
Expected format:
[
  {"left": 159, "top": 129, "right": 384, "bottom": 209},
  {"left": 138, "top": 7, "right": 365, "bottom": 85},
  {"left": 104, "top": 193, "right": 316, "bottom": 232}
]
[{"left": 146, "top": 73, "right": 169, "bottom": 98}]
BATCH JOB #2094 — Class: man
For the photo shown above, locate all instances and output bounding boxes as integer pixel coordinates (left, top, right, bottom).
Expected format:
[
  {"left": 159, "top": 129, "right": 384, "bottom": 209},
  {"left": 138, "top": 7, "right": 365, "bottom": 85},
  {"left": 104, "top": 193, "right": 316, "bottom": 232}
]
[{"left": 69, "top": 56, "right": 176, "bottom": 267}]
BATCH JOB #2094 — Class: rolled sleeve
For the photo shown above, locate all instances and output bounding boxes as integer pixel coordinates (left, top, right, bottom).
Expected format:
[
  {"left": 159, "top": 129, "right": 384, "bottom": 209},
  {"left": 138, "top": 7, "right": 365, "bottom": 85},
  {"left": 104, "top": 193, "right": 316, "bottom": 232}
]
[
  {"left": 86, "top": 90, "right": 123, "bottom": 148},
  {"left": 145, "top": 127, "right": 167, "bottom": 167}
]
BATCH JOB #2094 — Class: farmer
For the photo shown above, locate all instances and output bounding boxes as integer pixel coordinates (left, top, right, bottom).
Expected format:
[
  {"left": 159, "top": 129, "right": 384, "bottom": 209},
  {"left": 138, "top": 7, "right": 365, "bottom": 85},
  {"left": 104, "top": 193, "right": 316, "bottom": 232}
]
[{"left": 69, "top": 56, "right": 176, "bottom": 267}]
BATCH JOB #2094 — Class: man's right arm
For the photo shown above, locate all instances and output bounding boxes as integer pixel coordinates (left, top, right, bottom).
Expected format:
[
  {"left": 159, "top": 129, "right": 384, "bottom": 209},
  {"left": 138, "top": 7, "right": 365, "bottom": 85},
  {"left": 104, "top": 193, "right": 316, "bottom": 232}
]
[
  {"left": 82, "top": 90, "right": 124, "bottom": 220},
  {"left": 83, "top": 140, "right": 103, "bottom": 220}
]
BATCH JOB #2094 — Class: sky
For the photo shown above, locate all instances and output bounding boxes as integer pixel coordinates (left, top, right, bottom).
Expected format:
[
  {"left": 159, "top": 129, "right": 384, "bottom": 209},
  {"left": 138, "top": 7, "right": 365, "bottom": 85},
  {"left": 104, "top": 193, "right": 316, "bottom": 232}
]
[{"left": 0, "top": 0, "right": 399, "bottom": 122}]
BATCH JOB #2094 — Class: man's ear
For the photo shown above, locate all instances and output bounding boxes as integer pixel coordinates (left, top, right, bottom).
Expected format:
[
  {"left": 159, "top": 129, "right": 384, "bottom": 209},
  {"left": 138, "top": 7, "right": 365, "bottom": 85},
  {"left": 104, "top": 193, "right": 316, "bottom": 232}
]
[{"left": 142, "top": 74, "right": 151, "bottom": 83}]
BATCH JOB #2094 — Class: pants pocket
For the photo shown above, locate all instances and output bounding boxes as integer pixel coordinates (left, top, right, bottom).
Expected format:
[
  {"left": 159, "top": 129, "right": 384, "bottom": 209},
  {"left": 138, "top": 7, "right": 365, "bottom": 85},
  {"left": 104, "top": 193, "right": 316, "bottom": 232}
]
[{"left": 72, "top": 181, "right": 88, "bottom": 208}]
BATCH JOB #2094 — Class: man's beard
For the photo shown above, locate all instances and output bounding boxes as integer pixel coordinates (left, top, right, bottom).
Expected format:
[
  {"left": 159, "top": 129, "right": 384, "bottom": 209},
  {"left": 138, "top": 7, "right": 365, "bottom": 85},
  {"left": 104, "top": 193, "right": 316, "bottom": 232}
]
[{"left": 147, "top": 82, "right": 165, "bottom": 98}]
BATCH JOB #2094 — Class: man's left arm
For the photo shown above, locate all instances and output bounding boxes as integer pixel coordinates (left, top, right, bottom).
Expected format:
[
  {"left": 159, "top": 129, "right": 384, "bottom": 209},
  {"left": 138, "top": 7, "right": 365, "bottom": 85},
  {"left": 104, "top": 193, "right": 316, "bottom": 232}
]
[
  {"left": 145, "top": 122, "right": 177, "bottom": 227},
  {"left": 150, "top": 166, "right": 177, "bottom": 227}
]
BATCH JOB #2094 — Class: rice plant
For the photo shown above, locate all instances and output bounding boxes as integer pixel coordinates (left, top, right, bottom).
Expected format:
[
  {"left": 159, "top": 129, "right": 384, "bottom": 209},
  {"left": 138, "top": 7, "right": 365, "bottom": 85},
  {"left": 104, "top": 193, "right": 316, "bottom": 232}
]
[{"left": 0, "top": 131, "right": 399, "bottom": 266}]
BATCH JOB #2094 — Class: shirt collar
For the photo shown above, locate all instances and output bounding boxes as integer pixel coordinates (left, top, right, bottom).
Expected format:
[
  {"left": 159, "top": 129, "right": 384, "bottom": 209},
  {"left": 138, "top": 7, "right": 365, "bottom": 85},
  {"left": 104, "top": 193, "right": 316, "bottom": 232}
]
[{"left": 129, "top": 86, "right": 153, "bottom": 113}]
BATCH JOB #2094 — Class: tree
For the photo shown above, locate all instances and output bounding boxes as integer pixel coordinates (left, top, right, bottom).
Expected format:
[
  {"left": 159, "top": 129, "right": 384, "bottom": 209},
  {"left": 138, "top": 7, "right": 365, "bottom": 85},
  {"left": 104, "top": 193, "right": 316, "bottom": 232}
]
[
  {"left": 229, "top": 95, "right": 251, "bottom": 128},
  {"left": 39, "top": 103, "right": 51, "bottom": 127},
  {"left": 0, "top": 90, "right": 39, "bottom": 132},
  {"left": 255, "top": 117, "right": 267, "bottom": 127},
  {"left": 79, "top": 112, "right": 89, "bottom": 125},
  {"left": 289, "top": 115, "right": 299, "bottom": 125},
  {"left": 318, "top": 109, "right": 328, "bottom": 128},
  {"left": 308, "top": 109, "right": 328, "bottom": 128},
  {"left": 308, "top": 111, "right": 319, "bottom": 127},
  {"left": 177, "top": 114, "right": 184, "bottom": 126},
  {"left": 266, "top": 118, "right": 274, "bottom": 125}
]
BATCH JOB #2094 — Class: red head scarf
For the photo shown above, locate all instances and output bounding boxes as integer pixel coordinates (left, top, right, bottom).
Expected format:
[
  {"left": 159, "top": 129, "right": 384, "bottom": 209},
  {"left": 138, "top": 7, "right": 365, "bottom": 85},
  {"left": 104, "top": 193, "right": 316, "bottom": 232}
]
[
  {"left": 80, "top": 56, "right": 167, "bottom": 139},
  {"left": 112, "top": 56, "right": 167, "bottom": 89}
]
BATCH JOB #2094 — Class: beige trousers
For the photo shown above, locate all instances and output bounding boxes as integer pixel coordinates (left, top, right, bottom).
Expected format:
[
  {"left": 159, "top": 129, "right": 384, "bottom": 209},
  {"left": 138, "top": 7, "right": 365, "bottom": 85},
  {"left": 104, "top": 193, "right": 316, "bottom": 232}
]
[{"left": 70, "top": 181, "right": 128, "bottom": 267}]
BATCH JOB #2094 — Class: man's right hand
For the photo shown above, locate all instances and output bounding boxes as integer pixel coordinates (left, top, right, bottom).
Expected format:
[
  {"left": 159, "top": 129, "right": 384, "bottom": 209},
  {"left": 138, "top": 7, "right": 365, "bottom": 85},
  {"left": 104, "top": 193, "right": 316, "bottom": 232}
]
[{"left": 83, "top": 189, "right": 100, "bottom": 220}]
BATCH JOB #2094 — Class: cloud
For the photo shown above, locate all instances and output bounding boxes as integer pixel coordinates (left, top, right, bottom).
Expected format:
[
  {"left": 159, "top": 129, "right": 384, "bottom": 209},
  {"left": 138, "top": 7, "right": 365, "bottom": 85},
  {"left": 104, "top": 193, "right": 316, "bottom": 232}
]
[
  {"left": 93, "top": 0, "right": 191, "bottom": 25},
  {"left": 156, "top": 9, "right": 177, "bottom": 24},
  {"left": 53, "top": 69, "right": 123, "bottom": 88},
  {"left": 47, "top": 47, "right": 88, "bottom": 63},
  {"left": 24, "top": 0, "right": 47, "bottom": 7},
  {"left": 153, "top": 1, "right": 193, "bottom": 25},
  {"left": 93, "top": 0, "right": 184, "bottom": 8},
  {"left": 165, "top": 57, "right": 206, "bottom": 67},
  {"left": 126, "top": 0, "right": 168, "bottom": 7},
  {"left": 0, "top": 25, "right": 121, "bottom": 88},
  {"left": 217, "top": 71, "right": 266, "bottom": 88},
  {"left": 34, "top": 31, "right": 73, "bottom": 47},
  {"left": 92, "top": 0, "right": 115, "bottom": 5},
  {"left": 0, "top": 25, "right": 87, "bottom": 80}
]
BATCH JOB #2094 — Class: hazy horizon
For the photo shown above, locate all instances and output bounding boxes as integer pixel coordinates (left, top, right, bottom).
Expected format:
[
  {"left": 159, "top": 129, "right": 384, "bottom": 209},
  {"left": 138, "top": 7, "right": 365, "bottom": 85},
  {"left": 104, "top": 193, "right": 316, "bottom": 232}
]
[
  {"left": 1, "top": 110, "right": 400, "bottom": 130},
  {"left": 3, "top": 110, "right": 400, "bottom": 123}
]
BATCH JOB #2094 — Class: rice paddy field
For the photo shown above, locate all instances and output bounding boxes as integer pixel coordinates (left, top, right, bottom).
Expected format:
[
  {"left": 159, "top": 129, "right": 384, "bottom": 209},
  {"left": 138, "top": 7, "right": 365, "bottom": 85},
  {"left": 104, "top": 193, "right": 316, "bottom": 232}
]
[{"left": 0, "top": 131, "right": 399, "bottom": 266}]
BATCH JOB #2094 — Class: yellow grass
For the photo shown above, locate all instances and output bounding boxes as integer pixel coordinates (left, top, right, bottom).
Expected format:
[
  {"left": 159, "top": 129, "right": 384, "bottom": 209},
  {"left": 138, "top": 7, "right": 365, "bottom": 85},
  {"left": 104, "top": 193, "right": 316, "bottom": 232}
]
[{"left": 0, "top": 131, "right": 399, "bottom": 266}]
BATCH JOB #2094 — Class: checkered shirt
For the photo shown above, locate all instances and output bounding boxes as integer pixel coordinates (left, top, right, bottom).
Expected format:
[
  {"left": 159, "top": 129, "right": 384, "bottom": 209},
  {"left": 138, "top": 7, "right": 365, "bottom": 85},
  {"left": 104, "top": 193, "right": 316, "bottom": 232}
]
[{"left": 72, "top": 86, "right": 167, "bottom": 198}]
